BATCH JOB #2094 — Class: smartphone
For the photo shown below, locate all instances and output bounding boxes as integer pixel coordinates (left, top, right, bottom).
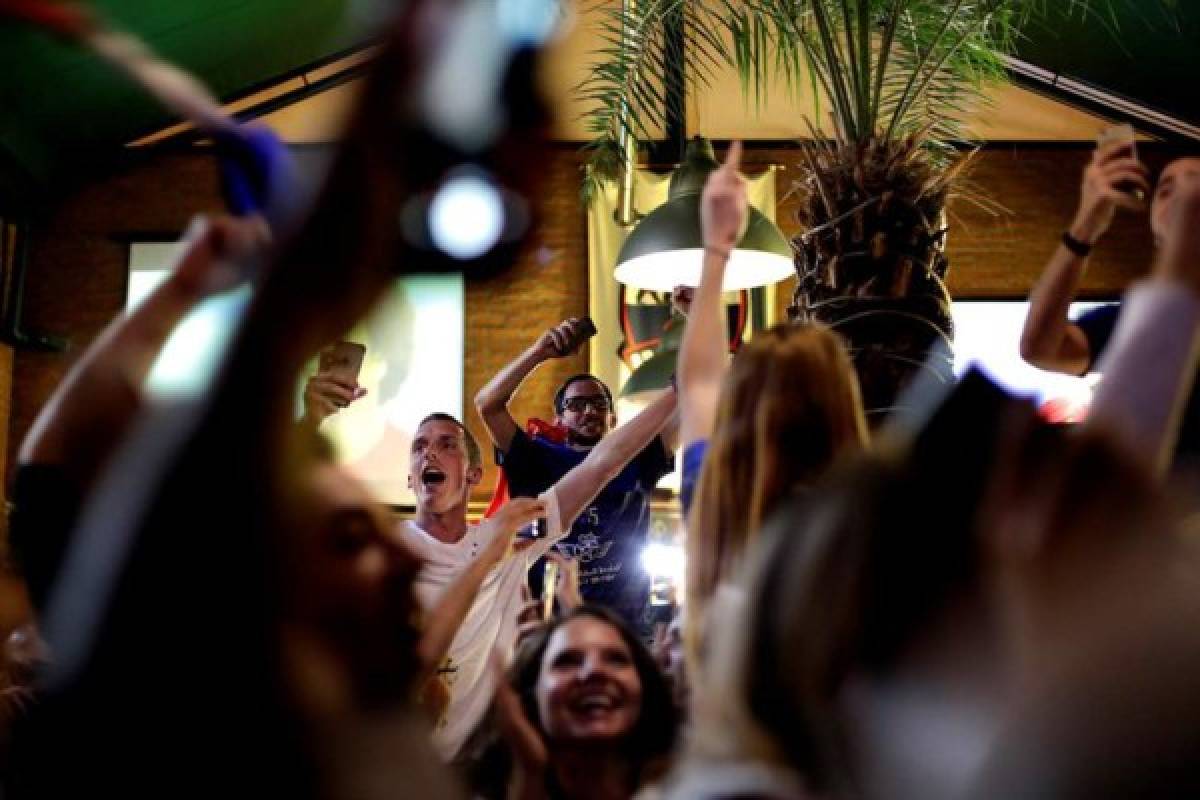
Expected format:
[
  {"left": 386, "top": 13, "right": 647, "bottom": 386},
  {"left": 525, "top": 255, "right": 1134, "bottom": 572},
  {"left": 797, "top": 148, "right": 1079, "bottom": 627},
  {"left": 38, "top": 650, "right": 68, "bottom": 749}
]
[
  {"left": 318, "top": 341, "right": 367, "bottom": 385},
  {"left": 1097, "top": 124, "right": 1146, "bottom": 204},
  {"left": 563, "top": 316, "right": 598, "bottom": 354},
  {"left": 529, "top": 517, "right": 548, "bottom": 539}
]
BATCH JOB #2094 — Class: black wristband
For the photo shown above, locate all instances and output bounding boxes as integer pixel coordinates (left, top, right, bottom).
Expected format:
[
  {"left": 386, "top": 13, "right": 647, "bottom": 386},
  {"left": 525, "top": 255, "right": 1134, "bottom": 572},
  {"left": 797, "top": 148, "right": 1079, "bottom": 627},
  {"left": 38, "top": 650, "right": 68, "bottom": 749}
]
[{"left": 1061, "top": 231, "right": 1093, "bottom": 258}]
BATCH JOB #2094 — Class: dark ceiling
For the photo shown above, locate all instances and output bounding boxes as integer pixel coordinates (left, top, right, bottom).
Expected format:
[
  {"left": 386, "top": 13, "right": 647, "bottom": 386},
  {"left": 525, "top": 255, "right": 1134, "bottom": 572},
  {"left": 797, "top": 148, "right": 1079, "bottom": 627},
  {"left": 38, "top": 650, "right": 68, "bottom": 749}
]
[
  {"left": 0, "top": 1, "right": 1196, "bottom": 211},
  {"left": 1017, "top": 2, "right": 1199, "bottom": 136},
  {"left": 0, "top": 0, "right": 360, "bottom": 208}
]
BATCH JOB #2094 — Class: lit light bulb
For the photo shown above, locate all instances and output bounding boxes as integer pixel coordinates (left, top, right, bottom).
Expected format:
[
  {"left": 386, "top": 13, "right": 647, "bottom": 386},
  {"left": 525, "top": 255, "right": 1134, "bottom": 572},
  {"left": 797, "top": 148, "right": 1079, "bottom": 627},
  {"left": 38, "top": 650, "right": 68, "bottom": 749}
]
[
  {"left": 641, "top": 542, "right": 685, "bottom": 582},
  {"left": 429, "top": 171, "right": 506, "bottom": 260}
]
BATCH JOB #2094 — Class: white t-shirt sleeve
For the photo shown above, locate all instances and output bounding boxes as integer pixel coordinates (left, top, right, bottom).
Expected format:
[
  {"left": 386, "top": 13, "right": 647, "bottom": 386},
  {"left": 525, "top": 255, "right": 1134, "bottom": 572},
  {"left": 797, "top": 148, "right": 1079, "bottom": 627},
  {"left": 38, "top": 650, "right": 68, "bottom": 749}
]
[{"left": 523, "top": 488, "right": 567, "bottom": 562}]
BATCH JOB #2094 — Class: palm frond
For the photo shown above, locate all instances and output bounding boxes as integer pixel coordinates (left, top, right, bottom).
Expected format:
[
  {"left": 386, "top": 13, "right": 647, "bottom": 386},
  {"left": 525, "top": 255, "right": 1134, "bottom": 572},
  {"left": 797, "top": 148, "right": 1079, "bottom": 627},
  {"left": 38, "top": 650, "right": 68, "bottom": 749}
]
[{"left": 578, "top": 0, "right": 1177, "bottom": 205}]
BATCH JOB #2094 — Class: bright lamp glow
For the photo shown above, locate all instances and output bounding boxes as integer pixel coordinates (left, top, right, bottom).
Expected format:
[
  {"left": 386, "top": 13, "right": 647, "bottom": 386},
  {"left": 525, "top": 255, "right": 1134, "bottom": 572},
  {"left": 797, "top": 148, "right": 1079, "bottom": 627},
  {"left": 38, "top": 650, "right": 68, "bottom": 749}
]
[
  {"left": 615, "top": 248, "right": 794, "bottom": 292},
  {"left": 429, "top": 172, "right": 506, "bottom": 260},
  {"left": 642, "top": 542, "right": 686, "bottom": 582}
]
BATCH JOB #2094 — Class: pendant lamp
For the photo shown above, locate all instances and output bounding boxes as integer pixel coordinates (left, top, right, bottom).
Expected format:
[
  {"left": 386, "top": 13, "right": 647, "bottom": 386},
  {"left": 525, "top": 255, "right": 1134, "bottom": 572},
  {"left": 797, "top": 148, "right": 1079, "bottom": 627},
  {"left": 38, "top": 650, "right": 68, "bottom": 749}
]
[{"left": 613, "top": 137, "right": 793, "bottom": 291}]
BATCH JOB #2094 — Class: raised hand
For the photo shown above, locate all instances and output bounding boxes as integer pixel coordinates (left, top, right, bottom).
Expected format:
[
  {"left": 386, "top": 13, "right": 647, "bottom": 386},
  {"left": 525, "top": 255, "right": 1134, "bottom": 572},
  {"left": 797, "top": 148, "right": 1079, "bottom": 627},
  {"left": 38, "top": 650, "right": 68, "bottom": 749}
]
[
  {"left": 481, "top": 497, "right": 546, "bottom": 567},
  {"left": 1072, "top": 139, "right": 1151, "bottom": 245},
  {"left": 169, "top": 214, "right": 271, "bottom": 299},
  {"left": 670, "top": 285, "right": 695, "bottom": 318},
  {"left": 301, "top": 374, "right": 366, "bottom": 427},
  {"left": 701, "top": 140, "right": 749, "bottom": 256},
  {"left": 534, "top": 317, "right": 588, "bottom": 361},
  {"left": 516, "top": 583, "right": 546, "bottom": 647},
  {"left": 545, "top": 550, "right": 582, "bottom": 611}
]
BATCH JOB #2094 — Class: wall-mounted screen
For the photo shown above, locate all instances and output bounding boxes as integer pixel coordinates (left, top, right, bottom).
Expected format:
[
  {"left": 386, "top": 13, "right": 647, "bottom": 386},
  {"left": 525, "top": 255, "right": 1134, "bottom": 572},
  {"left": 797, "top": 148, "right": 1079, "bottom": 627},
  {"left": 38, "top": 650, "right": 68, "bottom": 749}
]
[
  {"left": 951, "top": 300, "right": 1111, "bottom": 422},
  {"left": 128, "top": 242, "right": 464, "bottom": 505},
  {"left": 128, "top": 241, "right": 251, "bottom": 397},
  {"left": 315, "top": 276, "right": 465, "bottom": 506}
]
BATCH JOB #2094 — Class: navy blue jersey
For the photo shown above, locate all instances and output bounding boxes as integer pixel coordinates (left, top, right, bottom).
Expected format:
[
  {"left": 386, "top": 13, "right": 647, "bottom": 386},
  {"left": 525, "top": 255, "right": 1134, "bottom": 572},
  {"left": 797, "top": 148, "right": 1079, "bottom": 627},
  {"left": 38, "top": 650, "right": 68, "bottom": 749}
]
[
  {"left": 1073, "top": 304, "right": 1121, "bottom": 370},
  {"left": 499, "top": 429, "right": 674, "bottom": 631}
]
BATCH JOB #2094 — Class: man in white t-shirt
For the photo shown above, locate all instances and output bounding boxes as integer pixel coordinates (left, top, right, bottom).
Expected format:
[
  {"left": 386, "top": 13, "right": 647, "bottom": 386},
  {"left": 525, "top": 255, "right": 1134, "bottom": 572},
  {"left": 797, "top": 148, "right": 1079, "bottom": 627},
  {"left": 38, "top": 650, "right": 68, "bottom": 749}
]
[{"left": 397, "top": 392, "right": 676, "bottom": 758}]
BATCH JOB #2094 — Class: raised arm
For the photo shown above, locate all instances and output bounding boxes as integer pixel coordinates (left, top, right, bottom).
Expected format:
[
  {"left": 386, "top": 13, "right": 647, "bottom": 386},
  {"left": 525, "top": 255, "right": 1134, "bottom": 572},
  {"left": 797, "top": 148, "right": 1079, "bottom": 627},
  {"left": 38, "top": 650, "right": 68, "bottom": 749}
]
[
  {"left": 551, "top": 388, "right": 677, "bottom": 531},
  {"left": 474, "top": 317, "right": 588, "bottom": 452},
  {"left": 17, "top": 214, "right": 267, "bottom": 484},
  {"left": 1020, "top": 141, "right": 1150, "bottom": 375},
  {"left": 678, "top": 141, "right": 747, "bottom": 448},
  {"left": 1087, "top": 163, "right": 1200, "bottom": 476},
  {"left": 416, "top": 497, "right": 545, "bottom": 678},
  {"left": 658, "top": 409, "right": 682, "bottom": 453}
]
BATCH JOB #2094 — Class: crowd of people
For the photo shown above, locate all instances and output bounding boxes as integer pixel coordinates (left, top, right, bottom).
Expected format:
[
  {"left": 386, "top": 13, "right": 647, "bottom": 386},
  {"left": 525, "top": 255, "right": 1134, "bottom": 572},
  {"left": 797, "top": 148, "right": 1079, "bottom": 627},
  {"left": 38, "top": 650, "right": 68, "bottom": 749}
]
[{"left": 3, "top": 6, "right": 1200, "bottom": 799}]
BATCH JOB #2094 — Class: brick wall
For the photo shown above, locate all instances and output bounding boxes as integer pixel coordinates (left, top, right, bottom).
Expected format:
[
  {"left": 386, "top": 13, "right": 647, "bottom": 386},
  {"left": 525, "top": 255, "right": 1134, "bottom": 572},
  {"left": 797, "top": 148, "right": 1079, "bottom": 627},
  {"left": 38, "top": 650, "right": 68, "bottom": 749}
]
[
  {"left": 464, "top": 152, "right": 590, "bottom": 498},
  {"left": 7, "top": 152, "right": 225, "bottom": 476},
  {"left": 3, "top": 142, "right": 1176, "bottom": 501},
  {"left": 940, "top": 144, "right": 1164, "bottom": 298}
]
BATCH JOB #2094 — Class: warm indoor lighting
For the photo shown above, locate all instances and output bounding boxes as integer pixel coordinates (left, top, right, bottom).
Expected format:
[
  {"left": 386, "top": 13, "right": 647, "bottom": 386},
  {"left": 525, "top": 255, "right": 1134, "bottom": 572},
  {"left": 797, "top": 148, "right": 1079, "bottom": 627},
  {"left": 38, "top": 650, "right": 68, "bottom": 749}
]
[
  {"left": 641, "top": 541, "right": 685, "bottom": 583},
  {"left": 614, "top": 137, "right": 793, "bottom": 291}
]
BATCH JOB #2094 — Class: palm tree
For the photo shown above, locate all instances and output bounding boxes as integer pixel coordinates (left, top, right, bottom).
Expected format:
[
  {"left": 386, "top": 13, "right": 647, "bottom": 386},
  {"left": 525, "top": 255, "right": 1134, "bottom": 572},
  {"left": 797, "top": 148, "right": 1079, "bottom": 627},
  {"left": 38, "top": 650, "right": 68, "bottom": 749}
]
[{"left": 580, "top": 0, "right": 1176, "bottom": 421}]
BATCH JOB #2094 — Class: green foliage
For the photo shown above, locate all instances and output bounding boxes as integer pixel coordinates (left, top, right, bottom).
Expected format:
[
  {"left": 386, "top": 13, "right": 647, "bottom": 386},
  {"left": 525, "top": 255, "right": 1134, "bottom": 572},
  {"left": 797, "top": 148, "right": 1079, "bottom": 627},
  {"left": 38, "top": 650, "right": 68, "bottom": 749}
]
[{"left": 577, "top": 0, "right": 1176, "bottom": 201}]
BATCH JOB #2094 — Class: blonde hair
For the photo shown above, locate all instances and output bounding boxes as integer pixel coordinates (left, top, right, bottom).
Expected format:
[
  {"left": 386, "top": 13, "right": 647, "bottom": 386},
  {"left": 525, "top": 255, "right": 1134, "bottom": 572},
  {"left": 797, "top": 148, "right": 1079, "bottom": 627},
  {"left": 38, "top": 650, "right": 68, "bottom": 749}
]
[{"left": 686, "top": 323, "right": 867, "bottom": 650}]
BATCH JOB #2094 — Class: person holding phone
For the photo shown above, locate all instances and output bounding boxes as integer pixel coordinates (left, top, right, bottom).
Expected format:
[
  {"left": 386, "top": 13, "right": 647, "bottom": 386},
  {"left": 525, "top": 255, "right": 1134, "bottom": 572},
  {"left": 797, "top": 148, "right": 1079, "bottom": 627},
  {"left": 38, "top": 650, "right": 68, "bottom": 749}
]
[
  {"left": 299, "top": 342, "right": 369, "bottom": 430},
  {"left": 475, "top": 319, "right": 679, "bottom": 639},
  {"left": 1020, "top": 132, "right": 1200, "bottom": 467}
]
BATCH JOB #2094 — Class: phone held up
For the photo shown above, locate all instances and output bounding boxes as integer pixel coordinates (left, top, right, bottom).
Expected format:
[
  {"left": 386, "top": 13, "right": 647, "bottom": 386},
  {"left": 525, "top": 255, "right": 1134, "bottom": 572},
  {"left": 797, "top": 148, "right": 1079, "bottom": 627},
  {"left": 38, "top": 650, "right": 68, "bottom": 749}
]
[
  {"left": 561, "top": 316, "right": 598, "bottom": 355},
  {"left": 318, "top": 341, "right": 367, "bottom": 386},
  {"left": 1097, "top": 124, "right": 1147, "bottom": 206}
]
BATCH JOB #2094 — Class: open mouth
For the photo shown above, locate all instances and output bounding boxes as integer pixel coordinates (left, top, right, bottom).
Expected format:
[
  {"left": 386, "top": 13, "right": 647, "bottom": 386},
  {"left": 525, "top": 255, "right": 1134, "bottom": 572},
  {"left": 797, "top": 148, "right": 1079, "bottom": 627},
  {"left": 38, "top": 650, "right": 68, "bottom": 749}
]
[
  {"left": 568, "top": 690, "right": 621, "bottom": 716},
  {"left": 421, "top": 466, "right": 446, "bottom": 486}
]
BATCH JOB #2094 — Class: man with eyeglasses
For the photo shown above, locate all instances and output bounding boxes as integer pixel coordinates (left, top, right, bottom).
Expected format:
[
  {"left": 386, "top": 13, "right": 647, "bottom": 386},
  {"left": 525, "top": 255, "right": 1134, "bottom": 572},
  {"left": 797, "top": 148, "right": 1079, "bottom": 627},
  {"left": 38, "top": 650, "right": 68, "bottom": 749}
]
[{"left": 476, "top": 318, "right": 678, "bottom": 637}]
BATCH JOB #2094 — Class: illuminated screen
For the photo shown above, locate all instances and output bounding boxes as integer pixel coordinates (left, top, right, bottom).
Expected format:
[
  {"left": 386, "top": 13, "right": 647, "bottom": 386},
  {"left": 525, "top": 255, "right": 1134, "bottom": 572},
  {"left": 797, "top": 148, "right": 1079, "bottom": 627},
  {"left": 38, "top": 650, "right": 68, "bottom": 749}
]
[
  {"left": 128, "top": 243, "right": 464, "bottom": 505},
  {"left": 128, "top": 241, "right": 250, "bottom": 397},
  {"left": 315, "top": 276, "right": 465, "bottom": 505},
  {"left": 951, "top": 300, "right": 1110, "bottom": 422}
]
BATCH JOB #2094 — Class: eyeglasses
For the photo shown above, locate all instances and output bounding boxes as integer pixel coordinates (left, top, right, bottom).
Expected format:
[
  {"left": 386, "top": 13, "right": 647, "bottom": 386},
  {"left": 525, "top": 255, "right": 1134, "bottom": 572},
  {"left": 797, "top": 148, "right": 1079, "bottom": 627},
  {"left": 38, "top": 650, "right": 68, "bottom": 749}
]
[{"left": 561, "top": 394, "right": 611, "bottom": 413}]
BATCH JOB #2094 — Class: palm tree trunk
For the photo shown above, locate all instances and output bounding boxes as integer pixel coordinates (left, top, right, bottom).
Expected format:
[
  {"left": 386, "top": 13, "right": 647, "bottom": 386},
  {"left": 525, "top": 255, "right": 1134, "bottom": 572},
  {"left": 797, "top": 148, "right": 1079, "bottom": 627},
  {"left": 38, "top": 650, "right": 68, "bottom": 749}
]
[{"left": 787, "top": 140, "right": 957, "bottom": 424}]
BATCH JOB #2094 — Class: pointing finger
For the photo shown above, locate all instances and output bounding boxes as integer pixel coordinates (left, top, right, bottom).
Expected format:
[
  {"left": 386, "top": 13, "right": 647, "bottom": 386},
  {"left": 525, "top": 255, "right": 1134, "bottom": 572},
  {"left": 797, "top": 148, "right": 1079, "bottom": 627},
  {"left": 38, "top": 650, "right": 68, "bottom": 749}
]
[{"left": 724, "top": 140, "right": 743, "bottom": 172}]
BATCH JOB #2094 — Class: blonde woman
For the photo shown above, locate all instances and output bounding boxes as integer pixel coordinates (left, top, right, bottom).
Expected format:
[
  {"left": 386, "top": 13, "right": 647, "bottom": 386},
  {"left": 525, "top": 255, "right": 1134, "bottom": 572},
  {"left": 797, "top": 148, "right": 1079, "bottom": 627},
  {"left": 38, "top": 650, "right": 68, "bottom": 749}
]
[{"left": 677, "top": 142, "right": 868, "bottom": 656}]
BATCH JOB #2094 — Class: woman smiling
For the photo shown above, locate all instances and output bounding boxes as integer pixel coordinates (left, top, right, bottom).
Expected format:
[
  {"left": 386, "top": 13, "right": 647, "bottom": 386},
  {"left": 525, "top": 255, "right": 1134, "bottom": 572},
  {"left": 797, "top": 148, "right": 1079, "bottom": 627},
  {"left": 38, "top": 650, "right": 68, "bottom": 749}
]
[{"left": 461, "top": 606, "right": 679, "bottom": 800}]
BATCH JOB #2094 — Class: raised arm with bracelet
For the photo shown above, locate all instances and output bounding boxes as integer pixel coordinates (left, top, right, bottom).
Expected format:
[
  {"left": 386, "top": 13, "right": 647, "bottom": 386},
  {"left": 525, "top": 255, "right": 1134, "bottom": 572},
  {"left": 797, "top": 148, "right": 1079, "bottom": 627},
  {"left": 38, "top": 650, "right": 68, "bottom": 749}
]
[{"left": 1020, "top": 140, "right": 1150, "bottom": 375}]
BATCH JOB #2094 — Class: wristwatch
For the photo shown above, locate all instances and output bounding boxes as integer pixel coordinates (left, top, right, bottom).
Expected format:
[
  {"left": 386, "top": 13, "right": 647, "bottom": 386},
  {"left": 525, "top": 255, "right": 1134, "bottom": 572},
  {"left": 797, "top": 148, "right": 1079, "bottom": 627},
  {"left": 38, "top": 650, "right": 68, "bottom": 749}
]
[{"left": 1061, "top": 231, "right": 1094, "bottom": 258}]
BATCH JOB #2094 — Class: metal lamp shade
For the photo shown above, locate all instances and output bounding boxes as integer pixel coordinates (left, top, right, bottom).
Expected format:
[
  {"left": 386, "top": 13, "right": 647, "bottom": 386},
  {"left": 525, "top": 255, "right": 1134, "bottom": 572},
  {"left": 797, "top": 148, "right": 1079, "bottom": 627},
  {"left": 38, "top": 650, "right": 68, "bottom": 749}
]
[
  {"left": 613, "top": 137, "right": 793, "bottom": 291},
  {"left": 621, "top": 347, "right": 679, "bottom": 397}
]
